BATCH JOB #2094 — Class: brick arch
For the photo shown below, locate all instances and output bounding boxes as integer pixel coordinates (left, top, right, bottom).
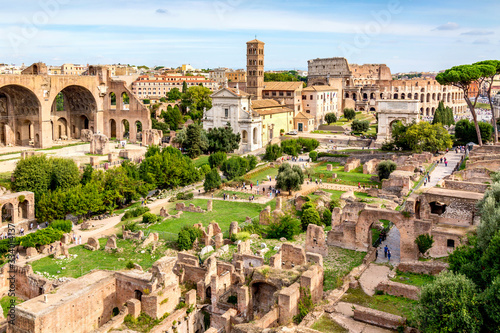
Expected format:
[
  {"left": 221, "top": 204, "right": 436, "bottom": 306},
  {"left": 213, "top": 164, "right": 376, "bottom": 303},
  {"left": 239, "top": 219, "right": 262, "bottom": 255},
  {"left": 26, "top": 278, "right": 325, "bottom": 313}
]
[{"left": 355, "top": 208, "right": 419, "bottom": 261}]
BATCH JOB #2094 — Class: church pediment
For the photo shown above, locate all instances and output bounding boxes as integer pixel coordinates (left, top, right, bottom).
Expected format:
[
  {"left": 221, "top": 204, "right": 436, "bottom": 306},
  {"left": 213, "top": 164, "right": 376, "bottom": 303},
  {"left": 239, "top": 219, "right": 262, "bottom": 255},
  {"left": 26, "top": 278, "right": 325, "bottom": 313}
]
[{"left": 211, "top": 88, "right": 239, "bottom": 98}]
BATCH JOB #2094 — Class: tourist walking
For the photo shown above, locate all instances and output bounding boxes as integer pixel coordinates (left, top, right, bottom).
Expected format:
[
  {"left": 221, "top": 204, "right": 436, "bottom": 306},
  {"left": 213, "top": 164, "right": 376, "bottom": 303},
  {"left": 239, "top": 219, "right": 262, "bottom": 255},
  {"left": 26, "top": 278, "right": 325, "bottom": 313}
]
[
  {"left": 387, "top": 250, "right": 392, "bottom": 262},
  {"left": 384, "top": 245, "right": 388, "bottom": 258}
]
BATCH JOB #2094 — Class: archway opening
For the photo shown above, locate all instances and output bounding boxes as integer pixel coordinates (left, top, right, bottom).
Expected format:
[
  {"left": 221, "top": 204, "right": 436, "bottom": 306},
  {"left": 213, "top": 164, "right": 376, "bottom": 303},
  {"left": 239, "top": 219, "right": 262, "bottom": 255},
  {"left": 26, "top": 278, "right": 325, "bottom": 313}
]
[
  {"left": 242, "top": 130, "right": 248, "bottom": 143},
  {"left": 205, "top": 286, "right": 212, "bottom": 300},
  {"left": 135, "top": 121, "right": 142, "bottom": 141},
  {"left": 122, "top": 120, "right": 130, "bottom": 139},
  {"left": 1, "top": 203, "right": 14, "bottom": 223},
  {"left": 122, "top": 93, "right": 129, "bottom": 110},
  {"left": 56, "top": 117, "right": 68, "bottom": 139},
  {"left": 19, "top": 200, "right": 29, "bottom": 220},
  {"left": 110, "top": 92, "right": 117, "bottom": 108},
  {"left": 110, "top": 119, "right": 117, "bottom": 139},
  {"left": 253, "top": 128, "right": 257, "bottom": 144},
  {"left": 0, "top": 123, "right": 6, "bottom": 146},
  {"left": 134, "top": 290, "right": 142, "bottom": 301}
]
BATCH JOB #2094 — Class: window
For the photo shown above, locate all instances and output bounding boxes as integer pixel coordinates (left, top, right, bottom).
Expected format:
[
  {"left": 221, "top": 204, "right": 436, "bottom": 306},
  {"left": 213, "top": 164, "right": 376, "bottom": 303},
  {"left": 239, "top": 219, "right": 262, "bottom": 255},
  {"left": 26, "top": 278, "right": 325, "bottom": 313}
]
[
  {"left": 310, "top": 95, "right": 313, "bottom": 100},
  {"left": 224, "top": 108, "right": 229, "bottom": 118},
  {"left": 447, "top": 239, "right": 455, "bottom": 248}
]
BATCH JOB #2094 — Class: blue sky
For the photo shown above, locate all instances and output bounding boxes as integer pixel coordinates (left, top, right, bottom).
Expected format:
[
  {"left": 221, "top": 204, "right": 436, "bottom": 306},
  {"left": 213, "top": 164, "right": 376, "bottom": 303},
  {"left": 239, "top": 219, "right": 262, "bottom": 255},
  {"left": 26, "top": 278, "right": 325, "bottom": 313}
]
[{"left": 0, "top": 0, "right": 499, "bottom": 72}]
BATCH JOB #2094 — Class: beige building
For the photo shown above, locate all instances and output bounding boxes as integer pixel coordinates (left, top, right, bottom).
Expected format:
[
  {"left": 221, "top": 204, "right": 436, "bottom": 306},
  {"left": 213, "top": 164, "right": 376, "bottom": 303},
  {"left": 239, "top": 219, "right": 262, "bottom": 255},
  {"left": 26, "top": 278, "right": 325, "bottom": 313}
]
[
  {"left": 301, "top": 85, "right": 339, "bottom": 130},
  {"left": 131, "top": 75, "right": 217, "bottom": 99},
  {"left": 226, "top": 69, "right": 246, "bottom": 83},
  {"left": 61, "top": 64, "right": 88, "bottom": 76},
  {"left": 262, "top": 81, "right": 304, "bottom": 115},
  {"left": 209, "top": 68, "right": 228, "bottom": 88},
  {"left": 252, "top": 99, "right": 294, "bottom": 143}
]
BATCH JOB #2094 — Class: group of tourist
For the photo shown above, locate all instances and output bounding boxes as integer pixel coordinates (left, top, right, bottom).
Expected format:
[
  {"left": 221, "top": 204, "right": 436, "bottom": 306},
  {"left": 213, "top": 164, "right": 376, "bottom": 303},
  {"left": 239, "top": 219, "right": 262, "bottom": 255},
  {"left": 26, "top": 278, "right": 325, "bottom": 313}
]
[{"left": 72, "top": 234, "right": 82, "bottom": 245}]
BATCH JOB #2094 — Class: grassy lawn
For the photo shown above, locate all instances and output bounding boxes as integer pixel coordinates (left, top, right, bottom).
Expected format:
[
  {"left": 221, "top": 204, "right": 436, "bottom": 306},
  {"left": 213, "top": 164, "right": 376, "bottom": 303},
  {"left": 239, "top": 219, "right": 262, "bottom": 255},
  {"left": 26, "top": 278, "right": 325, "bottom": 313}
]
[
  {"left": 0, "top": 172, "right": 12, "bottom": 190},
  {"left": 322, "top": 189, "right": 346, "bottom": 201},
  {"left": 313, "top": 162, "right": 380, "bottom": 187},
  {"left": 312, "top": 315, "right": 348, "bottom": 333},
  {"left": 214, "top": 190, "right": 262, "bottom": 200},
  {"left": 0, "top": 296, "right": 23, "bottom": 317},
  {"left": 475, "top": 102, "right": 491, "bottom": 110},
  {"left": 148, "top": 199, "right": 276, "bottom": 239},
  {"left": 392, "top": 270, "right": 434, "bottom": 287},
  {"left": 342, "top": 287, "right": 418, "bottom": 321},
  {"left": 244, "top": 166, "right": 279, "bottom": 184},
  {"left": 193, "top": 155, "right": 210, "bottom": 168},
  {"left": 30, "top": 238, "right": 171, "bottom": 279},
  {"left": 323, "top": 246, "right": 366, "bottom": 291}
]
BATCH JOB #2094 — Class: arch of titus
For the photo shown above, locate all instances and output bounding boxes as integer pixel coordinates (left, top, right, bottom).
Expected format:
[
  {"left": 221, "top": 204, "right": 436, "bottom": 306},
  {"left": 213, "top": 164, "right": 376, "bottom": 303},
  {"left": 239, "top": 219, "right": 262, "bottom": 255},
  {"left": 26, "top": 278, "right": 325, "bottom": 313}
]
[
  {"left": 0, "top": 63, "right": 152, "bottom": 148},
  {"left": 376, "top": 100, "right": 420, "bottom": 143}
]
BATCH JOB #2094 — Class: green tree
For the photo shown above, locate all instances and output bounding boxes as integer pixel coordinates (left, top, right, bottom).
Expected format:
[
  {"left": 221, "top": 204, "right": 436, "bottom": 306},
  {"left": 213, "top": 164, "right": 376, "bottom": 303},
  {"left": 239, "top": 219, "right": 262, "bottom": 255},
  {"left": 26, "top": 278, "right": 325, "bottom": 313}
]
[
  {"left": 182, "top": 81, "right": 188, "bottom": 94},
  {"left": 376, "top": 160, "right": 397, "bottom": 180},
  {"left": 474, "top": 60, "right": 500, "bottom": 143},
  {"left": 301, "top": 207, "right": 322, "bottom": 230},
  {"left": 402, "top": 122, "right": 453, "bottom": 152},
  {"left": 324, "top": 113, "right": 337, "bottom": 124},
  {"left": 476, "top": 183, "right": 500, "bottom": 250},
  {"left": 81, "top": 164, "right": 94, "bottom": 185},
  {"left": 309, "top": 151, "right": 318, "bottom": 162},
  {"left": 264, "top": 144, "right": 282, "bottom": 161},
  {"left": 163, "top": 105, "right": 183, "bottom": 130},
  {"left": 343, "top": 108, "right": 356, "bottom": 120},
  {"left": 167, "top": 87, "right": 182, "bottom": 101},
  {"left": 351, "top": 119, "right": 369, "bottom": 133},
  {"left": 206, "top": 124, "right": 241, "bottom": 153},
  {"left": 436, "top": 64, "right": 496, "bottom": 146},
  {"left": 177, "top": 226, "right": 202, "bottom": 251},
  {"left": 142, "top": 212, "right": 157, "bottom": 224},
  {"left": 455, "top": 119, "right": 493, "bottom": 144},
  {"left": 480, "top": 230, "right": 500, "bottom": 287},
  {"left": 415, "top": 234, "right": 434, "bottom": 256},
  {"left": 184, "top": 124, "right": 208, "bottom": 158},
  {"left": 322, "top": 208, "right": 332, "bottom": 226},
  {"left": 50, "top": 158, "right": 80, "bottom": 191},
  {"left": 203, "top": 168, "right": 221, "bottom": 192},
  {"left": 151, "top": 118, "right": 169, "bottom": 135},
  {"left": 481, "top": 275, "right": 500, "bottom": 332},
  {"left": 267, "top": 215, "right": 302, "bottom": 240},
  {"left": 276, "top": 163, "right": 304, "bottom": 195},
  {"left": 208, "top": 151, "right": 227, "bottom": 169},
  {"left": 245, "top": 155, "right": 257, "bottom": 170},
  {"left": 181, "top": 86, "right": 212, "bottom": 120},
  {"left": 221, "top": 157, "right": 244, "bottom": 180},
  {"left": 432, "top": 101, "right": 456, "bottom": 126},
  {"left": 416, "top": 271, "right": 483, "bottom": 333}
]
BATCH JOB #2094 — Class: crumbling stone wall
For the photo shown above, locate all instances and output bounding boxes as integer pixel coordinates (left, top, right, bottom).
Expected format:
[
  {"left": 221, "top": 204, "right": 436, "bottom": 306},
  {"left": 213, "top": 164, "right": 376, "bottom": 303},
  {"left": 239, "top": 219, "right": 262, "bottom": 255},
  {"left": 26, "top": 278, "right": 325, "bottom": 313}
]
[
  {"left": 363, "top": 159, "right": 380, "bottom": 174},
  {"left": 353, "top": 305, "right": 406, "bottom": 330},
  {"left": 305, "top": 224, "right": 327, "bottom": 256},
  {"left": 375, "top": 280, "right": 420, "bottom": 300},
  {"left": 397, "top": 261, "right": 448, "bottom": 275},
  {"left": 344, "top": 157, "right": 361, "bottom": 172},
  {"left": 443, "top": 180, "right": 489, "bottom": 193},
  {"left": 90, "top": 133, "right": 109, "bottom": 155},
  {"left": 175, "top": 202, "right": 206, "bottom": 213}
]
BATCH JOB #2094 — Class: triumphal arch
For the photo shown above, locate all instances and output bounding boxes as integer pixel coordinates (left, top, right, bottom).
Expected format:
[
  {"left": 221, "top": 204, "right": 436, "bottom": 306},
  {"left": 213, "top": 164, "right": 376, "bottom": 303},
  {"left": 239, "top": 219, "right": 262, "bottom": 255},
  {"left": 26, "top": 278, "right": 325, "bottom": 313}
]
[
  {"left": 376, "top": 100, "right": 420, "bottom": 143},
  {"left": 0, "top": 63, "right": 152, "bottom": 148}
]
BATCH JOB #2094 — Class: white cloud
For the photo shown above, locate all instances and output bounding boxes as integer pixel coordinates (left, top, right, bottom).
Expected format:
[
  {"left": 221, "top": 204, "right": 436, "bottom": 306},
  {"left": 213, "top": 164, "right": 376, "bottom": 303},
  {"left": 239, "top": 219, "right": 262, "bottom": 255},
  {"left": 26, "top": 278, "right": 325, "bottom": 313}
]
[
  {"left": 433, "top": 22, "right": 460, "bottom": 31},
  {"left": 462, "top": 30, "right": 494, "bottom": 36}
]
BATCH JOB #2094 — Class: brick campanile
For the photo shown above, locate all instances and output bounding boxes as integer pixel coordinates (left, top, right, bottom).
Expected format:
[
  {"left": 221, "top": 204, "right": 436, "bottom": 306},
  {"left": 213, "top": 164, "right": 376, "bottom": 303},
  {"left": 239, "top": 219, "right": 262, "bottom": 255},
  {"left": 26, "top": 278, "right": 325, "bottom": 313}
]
[{"left": 246, "top": 39, "right": 265, "bottom": 100}]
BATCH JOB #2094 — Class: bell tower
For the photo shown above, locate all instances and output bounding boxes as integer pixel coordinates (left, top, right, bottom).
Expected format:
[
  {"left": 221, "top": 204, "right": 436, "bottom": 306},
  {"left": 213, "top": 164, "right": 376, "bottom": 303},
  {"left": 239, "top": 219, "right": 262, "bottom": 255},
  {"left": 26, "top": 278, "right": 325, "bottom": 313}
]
[{"left": 246, "top": 39, "right": 265, "bottom": 100}]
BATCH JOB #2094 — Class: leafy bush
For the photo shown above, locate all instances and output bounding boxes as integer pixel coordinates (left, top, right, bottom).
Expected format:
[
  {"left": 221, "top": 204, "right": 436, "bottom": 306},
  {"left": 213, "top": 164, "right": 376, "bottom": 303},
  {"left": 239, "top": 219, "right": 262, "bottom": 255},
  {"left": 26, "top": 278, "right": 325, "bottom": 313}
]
[
  {"left": 267, "top": 215, "right": 302, "bottom": 240},
  {"left": 325, "top": 113, "right": 337, "bottom": 124},
  {"left": 142, "top": 213, "right": 158, "bottom": 224},
  {"left": 322, "top": 208, "right": 332, "bottom": 225},
  {"left": 317, "top": 152, "right": 349, "bottom": 158},
  {"left": 329, "top": 198, "right": 341, "bottom": 210},
  {"left": 233, "top": 232, "right": 251, "bottom": 242},
  {"left": 199, "top": 164, "right": 211, "bottom": 176},
  {"left": 204, "top": 168, "right": 221, "bottom": 192},
  {"left": 264, "top": 144, "right": 282, "bottom": 161},
  {"left": 122, "top": 206, "right": 150, "bottom": 221},
  {"left": 126, "top": 261, "right": 135, "bottom": 269},
  {"left": 221, "top": 156, "right": 254, "bottom": 180},
  {"left": 293, "top": 289, "right": 314, "bottom": 324},
  {"left": 18, "top": 227, "right": 64, "bottom": 249},
  {"left": 241, "top": 220, "right": 266, "bottom": 235},
  {"left": 351, "top": 119, "right": 370, "bottom": 133},
  {"left": 415, "top": 234, "right": 434, "bottom": 255},
  {"left": 50, "top": 220, "right": 73, "bottom": 233},
  {"left": 309, "top": 151, "right": 318, "bottom": 162},
  {"left": 343, "top": 108, "right": 356, "bottom": 120},
  {"left": 124, "top": 221, "right": 140, "bottom": 232},
  {"left": 176, "top": 192, "right": 194, "bottom": 201},
  {"left": 377, "top": 160, "right": 397, "bottom": 180},
  {"left": 301, "top": 207, "right": 322, "bottom": 230},
  {"left": 208, "top": 151, "right": 227, "bottom": 169},
  {"left": 301, "top": 202, "right": 314, "bottom": 211},
  {"left": 177, "top": 226, "right": 202, "bottom": 251}
]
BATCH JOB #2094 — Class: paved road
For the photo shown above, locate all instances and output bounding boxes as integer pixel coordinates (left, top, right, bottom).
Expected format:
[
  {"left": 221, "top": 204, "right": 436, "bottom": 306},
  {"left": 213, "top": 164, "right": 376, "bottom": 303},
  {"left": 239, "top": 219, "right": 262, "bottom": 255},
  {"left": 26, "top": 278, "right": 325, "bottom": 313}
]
[
  {"left": 375, "top": 226, "right": 401, "bottom": 265},
  {"left": 421, "top": 150, "right": 464, "bottom": 189}
]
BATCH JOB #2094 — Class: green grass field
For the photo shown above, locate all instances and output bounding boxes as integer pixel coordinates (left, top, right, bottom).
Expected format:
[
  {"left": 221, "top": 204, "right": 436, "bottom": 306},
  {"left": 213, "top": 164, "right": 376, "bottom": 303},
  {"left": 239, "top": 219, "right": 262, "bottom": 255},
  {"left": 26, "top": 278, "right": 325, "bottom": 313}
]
[
  {"left": 312, "top": 315, "right": 348, "bottom": 333},
  {"left": 323, "top": 247, "right": 366, "bottom": 290},
  {"left": 30, "top": 238, "right": 170, "bottom": 278},
  {"left": 392, "top": 270, "right": 434, "bottom": 287},
  {"left": 244, "top": 166, "right": 279, "bottom": 184},
  {"left": 342, "top": 287, "right": 418, "bottom": 322},
  {"left": 0, "top": 296, "right": 23, "bottom": 317},
  {"left": 313, "top": 162, "right": 379, "bottom": 187},
  {"left": 193, "top": 155, "right": 210, "bottom": 168},
  {"left": 148, "top": 199, "right": 276, "bottom": 238}
]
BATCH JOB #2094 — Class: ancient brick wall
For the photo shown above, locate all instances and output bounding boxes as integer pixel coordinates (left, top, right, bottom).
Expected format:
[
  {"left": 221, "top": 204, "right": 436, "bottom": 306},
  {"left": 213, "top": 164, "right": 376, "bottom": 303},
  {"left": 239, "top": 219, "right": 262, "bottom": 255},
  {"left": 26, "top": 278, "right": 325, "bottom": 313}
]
[
  {"left": 375, "top": 280, "right": 420, "bottom": 300},
  {"left": 278, "top": 282, "right": 300, "bottom": 325},
  {"left": 352, "top": 305, "right": 405, "bottom": 330},
  {"left": 443, "top": 180, "right": 489, "bottom": 193},
  {"left": 397, "top": 261, "right": 448, "bottom": 275},
  {"left": 281, "top": 243, "right": 306, "bottom": 269}
]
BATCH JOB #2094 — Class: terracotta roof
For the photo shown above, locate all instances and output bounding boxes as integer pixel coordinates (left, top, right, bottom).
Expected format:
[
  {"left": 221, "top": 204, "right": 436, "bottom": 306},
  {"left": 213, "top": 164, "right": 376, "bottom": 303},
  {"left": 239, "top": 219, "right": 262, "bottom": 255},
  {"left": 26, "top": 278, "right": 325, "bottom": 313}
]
[
  {"left": 226, "top": 87, "right": 250, "bottom": 96},
  {"left": 294, "top": 111, "right": 314, "bottom": 119},
  {"left": 251, "top": 99, "right": 282, "bottom": 109},
  {"left": 247, "top": 39, "right": 265, "bottom": 44},
  {"left": 254, "top": 106, "right": 293, "bottom": 116},
  {"left": 303, "top": 85, "right": 339, "bottom": 92},
  {"left": 262, "top": 81, "right": 303, "bottom": 91}
]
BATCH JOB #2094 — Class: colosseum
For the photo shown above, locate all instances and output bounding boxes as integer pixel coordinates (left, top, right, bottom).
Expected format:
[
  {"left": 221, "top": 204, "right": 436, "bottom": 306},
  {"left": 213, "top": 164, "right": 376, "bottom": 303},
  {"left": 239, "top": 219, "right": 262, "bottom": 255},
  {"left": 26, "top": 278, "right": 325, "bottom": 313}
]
[{"left": 308, "top": 57, "right": 467, "bottom": 116}]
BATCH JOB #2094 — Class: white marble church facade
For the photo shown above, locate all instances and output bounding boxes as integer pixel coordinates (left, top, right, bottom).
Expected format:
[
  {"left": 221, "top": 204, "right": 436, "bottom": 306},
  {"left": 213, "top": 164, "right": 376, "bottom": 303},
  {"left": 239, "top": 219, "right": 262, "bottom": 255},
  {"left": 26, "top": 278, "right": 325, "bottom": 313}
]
[{"left": 203, "top": 87, "right": 263, "bottom": 153}]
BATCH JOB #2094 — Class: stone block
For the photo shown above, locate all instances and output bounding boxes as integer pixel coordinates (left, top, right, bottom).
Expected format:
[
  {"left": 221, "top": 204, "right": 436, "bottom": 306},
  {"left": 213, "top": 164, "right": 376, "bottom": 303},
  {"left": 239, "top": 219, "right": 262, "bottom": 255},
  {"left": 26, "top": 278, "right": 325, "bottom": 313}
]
[
  {"left": 326, "top": 164, "right": 333, "bottom": 171},
  {"left": 89, "top": 156, "right": 100, "bottom": 166},
  {"left": 185, "top": 289, "right": 197, "bottom": 306},
  {"left": 25, "top": 247, "right": 38, "bottom": 257},
  {"left": 90, "top": 133, "right": 109, "bottom": 155},
  {"left": 105, "top": 236, "right": 117, "bottom": 250},
  {"left": 87, "top": 236, "right": 100, "bottom": 251},
  {"left": 207, "top": 199, "right": 213, "bottom": 212},
  {"left": 214, "top": 233, "right": 223, "bottom": 249},
  {"left": 259, "top": 206, "right": 271, "bottom": 225},
  {"left": 126, "top": 299, "right": 141, "bottom": 318}
]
